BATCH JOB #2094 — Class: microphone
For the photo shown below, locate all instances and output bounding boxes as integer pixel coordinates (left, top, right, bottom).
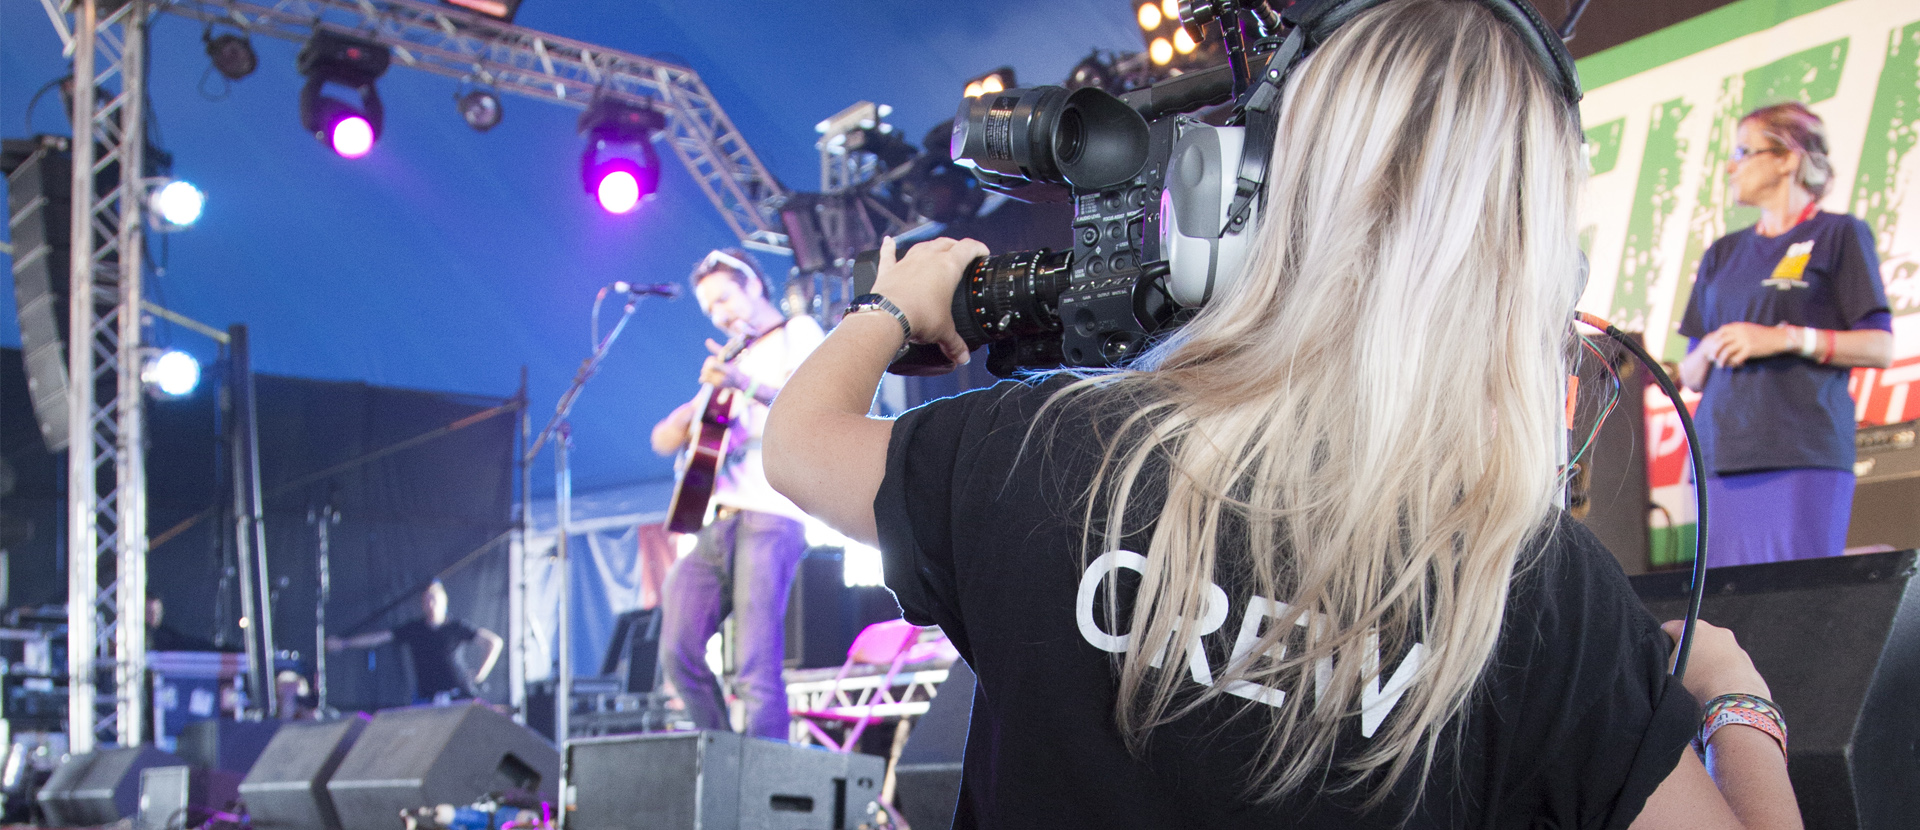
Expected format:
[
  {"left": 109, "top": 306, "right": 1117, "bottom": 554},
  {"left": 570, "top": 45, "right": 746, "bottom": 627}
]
[{"left": 613, "top": 281, "right": 681, "bottom": 299}]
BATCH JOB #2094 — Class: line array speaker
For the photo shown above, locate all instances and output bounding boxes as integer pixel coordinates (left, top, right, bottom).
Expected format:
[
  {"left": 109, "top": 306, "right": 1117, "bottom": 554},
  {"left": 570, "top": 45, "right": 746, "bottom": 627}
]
[{"left": 2, "top": 136, "right": 74, "bottom": 454}]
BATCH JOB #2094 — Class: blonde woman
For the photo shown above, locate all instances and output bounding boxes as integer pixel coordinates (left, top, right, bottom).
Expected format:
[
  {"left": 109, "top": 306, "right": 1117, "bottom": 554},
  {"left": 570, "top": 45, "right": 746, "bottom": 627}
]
[
  {"left": 768, "top": 1, "right": 1799, "bottom": 826},
  {"left": 1678, "top": 102, "right": 1892, "bottom": 565}
]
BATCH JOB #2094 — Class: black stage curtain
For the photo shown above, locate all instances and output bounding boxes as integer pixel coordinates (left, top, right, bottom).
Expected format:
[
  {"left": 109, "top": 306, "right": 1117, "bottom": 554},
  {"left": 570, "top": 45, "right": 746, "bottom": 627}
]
[{"left": 2, "top": 348, "right": 516, "bottom": 714}]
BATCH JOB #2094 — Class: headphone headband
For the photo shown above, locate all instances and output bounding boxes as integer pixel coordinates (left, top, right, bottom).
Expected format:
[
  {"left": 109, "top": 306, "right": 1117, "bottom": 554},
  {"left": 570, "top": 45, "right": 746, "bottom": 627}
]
[{"left": 1280, "top": 0, "right": 1582, "bottom": 115}]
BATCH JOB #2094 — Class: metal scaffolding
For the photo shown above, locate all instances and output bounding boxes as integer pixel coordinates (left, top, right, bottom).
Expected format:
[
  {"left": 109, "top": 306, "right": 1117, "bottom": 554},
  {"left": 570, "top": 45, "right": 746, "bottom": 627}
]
[{"left": 152, "top": 0, "right": 792, "bottom": 250}]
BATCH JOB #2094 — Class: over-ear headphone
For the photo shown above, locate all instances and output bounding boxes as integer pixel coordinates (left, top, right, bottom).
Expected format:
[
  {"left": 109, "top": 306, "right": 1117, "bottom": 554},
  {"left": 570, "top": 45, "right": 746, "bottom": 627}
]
[{"left": 1163, "top": 0, "right": 1583, "bottom": 307}]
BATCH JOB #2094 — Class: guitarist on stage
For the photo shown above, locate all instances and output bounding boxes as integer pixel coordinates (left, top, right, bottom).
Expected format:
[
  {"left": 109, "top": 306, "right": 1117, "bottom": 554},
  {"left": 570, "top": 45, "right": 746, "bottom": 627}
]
[{"left": 649, "top": 247, "right": 825, "bottom": 741}]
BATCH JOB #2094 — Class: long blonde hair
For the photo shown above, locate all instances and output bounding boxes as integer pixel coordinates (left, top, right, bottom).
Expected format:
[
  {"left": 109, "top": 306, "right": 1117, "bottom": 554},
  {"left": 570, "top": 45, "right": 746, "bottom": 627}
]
[{"left": 1055, "top": 0, "right": 1586, "bottom": 803}]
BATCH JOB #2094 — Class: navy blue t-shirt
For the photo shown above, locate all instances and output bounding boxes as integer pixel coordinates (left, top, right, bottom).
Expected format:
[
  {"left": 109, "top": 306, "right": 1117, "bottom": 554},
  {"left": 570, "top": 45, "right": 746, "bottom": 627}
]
[{"left": 1678, "top": 212, "right": 1890, "bottom": 474}]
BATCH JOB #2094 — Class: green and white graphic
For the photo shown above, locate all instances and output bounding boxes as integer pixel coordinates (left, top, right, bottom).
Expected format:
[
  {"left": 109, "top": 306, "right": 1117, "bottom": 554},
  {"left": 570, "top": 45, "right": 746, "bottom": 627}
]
[{"left": 1573, "top": 0, "right": 1920, "bottom": 565}]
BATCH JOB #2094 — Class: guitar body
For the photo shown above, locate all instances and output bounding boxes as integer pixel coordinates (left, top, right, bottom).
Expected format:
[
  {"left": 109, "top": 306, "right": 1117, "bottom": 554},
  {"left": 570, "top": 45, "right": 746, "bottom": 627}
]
[{"left": 666, "top": 384, "right": 740, "bottom": 534}]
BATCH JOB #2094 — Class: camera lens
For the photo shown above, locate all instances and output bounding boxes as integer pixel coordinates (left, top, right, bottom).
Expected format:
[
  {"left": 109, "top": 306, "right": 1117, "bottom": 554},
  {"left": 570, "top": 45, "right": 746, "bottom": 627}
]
[
  {"left": 953, "top": 86, "right": 1150, "bottom": 190},
  {"left": 951, "top": 250, "right": 1074, "bottom": 351}
]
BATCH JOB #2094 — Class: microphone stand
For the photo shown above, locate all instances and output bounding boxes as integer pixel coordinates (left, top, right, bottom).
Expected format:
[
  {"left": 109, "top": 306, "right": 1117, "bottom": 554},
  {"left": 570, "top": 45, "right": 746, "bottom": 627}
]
[
  {"left": 524, "top": 290, "right": 646, "bottom": 824},
  {"left": 308, "top": 497, "right": 340, "bottom": 718}
]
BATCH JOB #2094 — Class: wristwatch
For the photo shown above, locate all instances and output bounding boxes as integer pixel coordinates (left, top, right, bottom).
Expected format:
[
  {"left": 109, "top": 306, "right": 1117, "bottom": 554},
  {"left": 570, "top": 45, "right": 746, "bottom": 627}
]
[{"left": 846, "top": 293, "right": 913, "bottom": 360}]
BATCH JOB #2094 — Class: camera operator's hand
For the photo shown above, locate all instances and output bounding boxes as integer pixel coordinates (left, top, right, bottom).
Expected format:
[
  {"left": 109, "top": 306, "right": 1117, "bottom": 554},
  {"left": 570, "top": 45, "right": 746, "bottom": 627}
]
[
  {"left": 1660, "top": 619, "right": 1771, "bottom": 703},
  {"left": 872, "top": 235, "right": 988, "bottom": 368}
]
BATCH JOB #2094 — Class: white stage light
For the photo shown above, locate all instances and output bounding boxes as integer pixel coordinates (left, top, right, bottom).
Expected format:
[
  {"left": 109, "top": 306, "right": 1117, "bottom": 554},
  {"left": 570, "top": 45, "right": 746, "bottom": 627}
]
[
  {"left": 152, "top": 180, "right": 205, "bottom": 228},
  {"left": 143, "top": 349, "right": 201, "bottom": 397}
]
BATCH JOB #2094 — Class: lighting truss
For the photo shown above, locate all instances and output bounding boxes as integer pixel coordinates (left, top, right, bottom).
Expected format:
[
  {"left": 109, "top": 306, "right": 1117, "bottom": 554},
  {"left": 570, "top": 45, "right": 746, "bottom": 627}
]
[
  {"left": 34, "top": 0, "right": 799, "bottom": 743},
  {"left": 37, "top": 0, "right": 154, "bottom": 751},
  {"left": 148, "top": 0, "right": 792, "bottom": 250}
]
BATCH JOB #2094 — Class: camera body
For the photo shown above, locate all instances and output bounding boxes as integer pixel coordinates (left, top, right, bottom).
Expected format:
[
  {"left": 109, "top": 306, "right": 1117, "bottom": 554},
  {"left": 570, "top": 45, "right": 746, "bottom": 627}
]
[
  {"left": 877, "top": 0, "right": 1581, "bottom": 378},
  {"left": 927, "top": 70, "right": 1235, "bottom": 377}
]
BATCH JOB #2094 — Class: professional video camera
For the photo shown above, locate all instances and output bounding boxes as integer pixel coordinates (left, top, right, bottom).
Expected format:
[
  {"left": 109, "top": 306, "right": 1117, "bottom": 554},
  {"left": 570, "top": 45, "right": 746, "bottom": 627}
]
[{"left": 863, "top": 0, "right": 1578, "bottom": 377}]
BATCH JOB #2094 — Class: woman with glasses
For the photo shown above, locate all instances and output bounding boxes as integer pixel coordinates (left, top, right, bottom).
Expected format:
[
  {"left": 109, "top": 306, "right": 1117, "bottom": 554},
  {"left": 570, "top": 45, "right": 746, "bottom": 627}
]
[{"left": 1678, "top": 102, "right": 1892, "bottom": 565}]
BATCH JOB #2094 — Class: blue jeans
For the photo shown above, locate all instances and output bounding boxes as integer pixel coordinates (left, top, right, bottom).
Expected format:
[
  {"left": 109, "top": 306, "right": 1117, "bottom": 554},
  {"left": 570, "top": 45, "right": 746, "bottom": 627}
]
[{"left": 657, "top": 509, "right": 806, "bottom": 740}]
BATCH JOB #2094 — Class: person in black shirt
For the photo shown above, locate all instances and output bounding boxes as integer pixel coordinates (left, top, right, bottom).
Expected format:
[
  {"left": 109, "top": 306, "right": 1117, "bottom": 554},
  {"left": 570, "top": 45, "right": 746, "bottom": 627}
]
[
  {"left": 146, "top": 595, "right": 218, "bottom": 652},
  {"left": 328, "top": 580, "right": 503, "bottom": 704},
  {"left": 764, "top": 2, "right": 1801, "bottom": 828}
]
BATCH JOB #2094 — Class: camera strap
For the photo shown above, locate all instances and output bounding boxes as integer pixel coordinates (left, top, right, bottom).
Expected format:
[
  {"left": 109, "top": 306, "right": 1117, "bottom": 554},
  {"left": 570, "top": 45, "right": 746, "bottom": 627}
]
[{"left": 1224, "top": 26, "right": 1305, "bottom": 235}]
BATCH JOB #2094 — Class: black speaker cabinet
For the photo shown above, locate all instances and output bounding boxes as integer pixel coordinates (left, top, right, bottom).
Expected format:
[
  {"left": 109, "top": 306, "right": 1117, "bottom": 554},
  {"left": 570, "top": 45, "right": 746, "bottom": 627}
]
[
  {"left": 1848, "top": 420, "right": 1920, "bottom": 551},
  {"left": 1633, "top": 550, "right": 1920, "bottom": 830},
  {"left": 36, "top": 746, "right": 182, "bottom": 828},
  {"left": 137, "top": 766, "right": 242, "bottom": 830},
  {"left": 326, "top": 704, "right": 557, "bottom": 830},
  {"left": 177, "top": 719, "right": 282, "bottom": 774},
  {"left": 239, "top": 717, "right": 367, "bottom": 830},
  {"left": 564, "top": 730, "right": 883, "bottom": 830},
  {"left": 893, "top": 660, "right": 972, "bottom": 830},
  {"left": 2, "top": 137, "right": 73, "bottom": 454}
]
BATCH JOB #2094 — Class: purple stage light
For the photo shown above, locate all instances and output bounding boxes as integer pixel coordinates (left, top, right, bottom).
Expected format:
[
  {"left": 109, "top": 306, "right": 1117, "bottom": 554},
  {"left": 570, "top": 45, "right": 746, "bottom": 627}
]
[
  {"left": 579, "top": 98, "right": 665, "bottom": 216},
  {"left": 330, "top": 115, "right": 375, "bottom": 158},
  {"left": 595, "top": 169, "right": 641, "bottom": 214}
]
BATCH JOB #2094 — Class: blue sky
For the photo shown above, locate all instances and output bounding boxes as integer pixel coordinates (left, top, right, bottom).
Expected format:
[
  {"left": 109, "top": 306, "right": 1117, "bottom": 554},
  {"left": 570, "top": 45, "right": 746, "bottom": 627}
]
[{"left": 1, "top": 0, "right": 1144, "bottom": 496}]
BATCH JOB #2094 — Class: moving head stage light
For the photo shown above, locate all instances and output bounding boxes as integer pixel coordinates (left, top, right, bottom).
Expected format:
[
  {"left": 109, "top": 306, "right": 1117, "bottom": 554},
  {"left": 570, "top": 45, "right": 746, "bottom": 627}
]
[
  {"left": 915, "top": 0, "right": 1581, "bottom": 377},
  {"left": 579, "top": 97, "right": 666, "bottom": 215},
  {"left": 298, "top": 31, "right": 391, "bottom": 158}
]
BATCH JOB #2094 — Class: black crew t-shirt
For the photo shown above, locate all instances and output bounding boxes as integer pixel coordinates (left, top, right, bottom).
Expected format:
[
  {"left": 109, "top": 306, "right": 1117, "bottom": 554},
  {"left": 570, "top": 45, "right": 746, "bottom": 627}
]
[
  {"left": 392, "top": 618, "right": 479, "bottom": 698},
  {"left": 874, "top": 378, "right": 1696, "bottom": 829}
]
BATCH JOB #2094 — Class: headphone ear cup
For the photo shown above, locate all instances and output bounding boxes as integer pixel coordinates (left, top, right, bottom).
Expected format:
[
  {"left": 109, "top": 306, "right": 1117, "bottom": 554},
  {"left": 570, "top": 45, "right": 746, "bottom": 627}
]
[{"left": 1163, "top": 125, "right": 1252, "bottom": 307}]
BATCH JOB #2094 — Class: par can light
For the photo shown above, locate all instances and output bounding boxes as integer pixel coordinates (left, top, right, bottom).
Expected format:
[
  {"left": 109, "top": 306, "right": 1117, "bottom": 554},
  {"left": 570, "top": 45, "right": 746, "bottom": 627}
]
[
  {"left": 203, "top": 26, "right": 258, "bottom": 81},
  {"left": 457, "top": 89, "right": 503, "bottom": 132},
  {"left": 151, "top": 179, "right": 205, "bottom": 228},
  {"left": 142, "top": 350, "right": 201, "bottom": 398}
]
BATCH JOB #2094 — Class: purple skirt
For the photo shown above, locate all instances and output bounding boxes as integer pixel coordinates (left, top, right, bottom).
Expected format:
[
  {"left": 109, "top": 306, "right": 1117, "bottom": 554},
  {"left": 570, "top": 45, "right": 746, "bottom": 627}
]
[{"left": 1704, "top": 468, "right": 1855, "bottom": 567}]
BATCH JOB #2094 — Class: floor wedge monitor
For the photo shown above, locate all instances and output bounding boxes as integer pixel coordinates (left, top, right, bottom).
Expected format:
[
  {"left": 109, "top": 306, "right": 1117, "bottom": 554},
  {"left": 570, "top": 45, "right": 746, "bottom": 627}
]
[
  {"left": 239, "top": 716, "right": 367, "bottom": 830},
  {"left": 326, "top": 703, "right": 557, "bottom": 830},
  {"left": 1633, "top": 550, "right": 1920, "bottom": 830}
]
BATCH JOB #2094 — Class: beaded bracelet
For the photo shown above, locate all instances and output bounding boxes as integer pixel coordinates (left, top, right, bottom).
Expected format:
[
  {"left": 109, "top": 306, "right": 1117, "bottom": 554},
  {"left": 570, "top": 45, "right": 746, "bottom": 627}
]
[{"left": 1694, "top": 693, "right": 1788, "bottom": 760}]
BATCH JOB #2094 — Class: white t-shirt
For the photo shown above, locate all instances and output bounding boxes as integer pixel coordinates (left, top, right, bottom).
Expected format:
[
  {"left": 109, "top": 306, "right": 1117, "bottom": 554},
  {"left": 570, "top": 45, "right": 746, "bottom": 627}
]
[{"left": 709, "top": 314, "right": 826, "bottom": 521}]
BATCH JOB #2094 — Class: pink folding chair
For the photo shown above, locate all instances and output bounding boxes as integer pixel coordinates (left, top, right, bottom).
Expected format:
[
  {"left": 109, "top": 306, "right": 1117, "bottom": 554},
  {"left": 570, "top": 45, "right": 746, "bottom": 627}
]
[{"left": 789, "top": 618, "right": 924, "bottom": 752}]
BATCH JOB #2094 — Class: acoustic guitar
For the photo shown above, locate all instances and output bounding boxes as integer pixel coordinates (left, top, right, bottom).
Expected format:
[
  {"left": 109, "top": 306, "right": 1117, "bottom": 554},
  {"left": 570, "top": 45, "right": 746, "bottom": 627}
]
[{"left": 664, "top": 321, "right": 788, "bottom": 533}]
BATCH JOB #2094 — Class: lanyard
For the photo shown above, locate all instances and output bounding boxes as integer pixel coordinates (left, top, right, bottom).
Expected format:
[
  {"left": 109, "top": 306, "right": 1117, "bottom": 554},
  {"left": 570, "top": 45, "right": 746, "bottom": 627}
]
[{"left": 1788, "top": 200, "right": 1819, "bottom": 230}]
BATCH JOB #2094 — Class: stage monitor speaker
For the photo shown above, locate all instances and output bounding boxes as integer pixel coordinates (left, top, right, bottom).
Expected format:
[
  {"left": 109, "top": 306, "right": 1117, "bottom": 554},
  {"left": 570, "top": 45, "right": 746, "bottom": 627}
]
[
  {"left": 1633, "top": 550, "right": 1920, "bottom": 830},
  {"left": 565, "top": 730, "right": 883, "bottom": 830},
  {"left": 893, "top": 660, "right": 972, "bottom": 830},
  {"left": 36, "top": 746, "right": 182, "bottom": 828},
  {"left": 177, "top": 719, "right": 282, "bottom": 774},
  {"left": 2, "top": 137, "right": 73, "bottom": 453},
  {"left": 326, "top": 703, "right": 557, "bottom": 830},
  {"left": 1847, "top": 419, "right": 1920, "bottom": 551},
  {"left": 34, "top": 748, "right": 92, "bottom": 828},
  {"left": 599, "top": 608, "right": 660, "bottom": 694},
  {"left": 239, "top": 716, "right": 367, "bottom": 830},
  {"left": 137, "top": 766, "right": 242, "bottom": 830}
]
